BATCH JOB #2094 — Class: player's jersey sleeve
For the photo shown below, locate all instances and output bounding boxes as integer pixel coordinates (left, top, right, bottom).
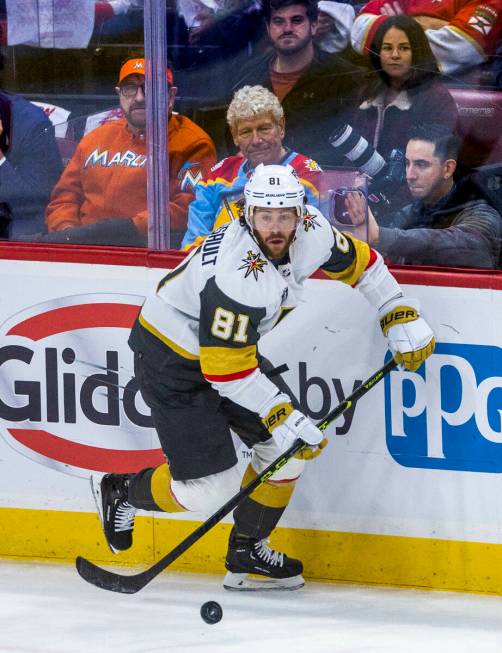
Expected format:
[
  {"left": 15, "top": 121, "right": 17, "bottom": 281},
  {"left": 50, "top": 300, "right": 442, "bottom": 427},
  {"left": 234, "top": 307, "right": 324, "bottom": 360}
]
[
  {"left": 320, "top": 227, "right": 378, "bottom": 286},
  {"left": 350, "top": 0, "right": 392, "bottom": 56},
  {"left": 425, "top": 0, "right": 502, "bottom": 74},
  {"left": 351, "top": 0, "right": 502, "bottom": 74}
]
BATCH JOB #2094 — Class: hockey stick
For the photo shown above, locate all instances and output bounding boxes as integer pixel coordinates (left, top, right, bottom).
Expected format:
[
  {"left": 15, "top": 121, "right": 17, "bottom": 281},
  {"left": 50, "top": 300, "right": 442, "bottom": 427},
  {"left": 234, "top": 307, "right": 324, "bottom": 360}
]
[{"left": 76, "top": 357, "right": 397, "bottom": 594}]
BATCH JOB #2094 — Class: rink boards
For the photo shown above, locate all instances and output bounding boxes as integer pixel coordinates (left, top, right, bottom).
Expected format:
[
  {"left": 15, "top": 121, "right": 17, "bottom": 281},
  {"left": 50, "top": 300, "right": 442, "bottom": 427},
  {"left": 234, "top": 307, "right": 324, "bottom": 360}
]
[{"left": 1, "top": 245, "right": 502, "bottom": 594}]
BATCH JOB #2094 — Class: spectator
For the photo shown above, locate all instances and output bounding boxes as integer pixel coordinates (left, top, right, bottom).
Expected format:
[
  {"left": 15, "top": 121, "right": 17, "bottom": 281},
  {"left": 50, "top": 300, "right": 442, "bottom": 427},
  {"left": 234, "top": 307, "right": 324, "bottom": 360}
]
[
  {"left": 314, "top": 1, "right": 355, "bottom": 54},
  {"left": 181, "top": 84, "right": 322, "bottom": 249},
  {"left": 345, "top": 124, "right": 502, "bottom": 268},
  {"left": 95, "top": 1, "right": 190, "bottom": 70},
  {"left": 0, "top": 88, "right": 63, "bottom": 240},
  {"left": 351, "top": 0, "right": 502, "bottom": 76},
  {"left": 349, "top": 16, "right": 458, "bottom": 163},
  {"left": 231, "top": 0, "right": 364, "bottom": 166},
  {"left": 45, "top": 57, "right": 217, "bottom": 247},
  {"left": 179, "top": 0, "right": 265, "bottom": 65}
]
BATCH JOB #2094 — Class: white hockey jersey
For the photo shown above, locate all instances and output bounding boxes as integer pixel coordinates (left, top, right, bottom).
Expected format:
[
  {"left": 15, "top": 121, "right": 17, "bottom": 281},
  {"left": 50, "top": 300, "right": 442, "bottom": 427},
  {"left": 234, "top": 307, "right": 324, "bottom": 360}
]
[{"left": 137, "top": 207, "right": 397, "bottom": 415}]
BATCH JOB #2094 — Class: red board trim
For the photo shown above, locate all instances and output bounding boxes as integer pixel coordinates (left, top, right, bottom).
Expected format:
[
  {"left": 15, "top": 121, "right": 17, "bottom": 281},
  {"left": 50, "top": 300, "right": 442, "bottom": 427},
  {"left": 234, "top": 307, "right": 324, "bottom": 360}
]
[{"left": 1, "top": 243, "right": 502, "bottom": 289}]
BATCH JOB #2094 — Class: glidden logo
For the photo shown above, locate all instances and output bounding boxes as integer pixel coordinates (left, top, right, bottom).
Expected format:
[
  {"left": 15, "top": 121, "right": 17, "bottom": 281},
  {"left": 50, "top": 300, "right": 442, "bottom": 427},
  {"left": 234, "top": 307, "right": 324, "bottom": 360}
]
[{"left": 0, "top": 294, "right": 164, "bottom": 477}]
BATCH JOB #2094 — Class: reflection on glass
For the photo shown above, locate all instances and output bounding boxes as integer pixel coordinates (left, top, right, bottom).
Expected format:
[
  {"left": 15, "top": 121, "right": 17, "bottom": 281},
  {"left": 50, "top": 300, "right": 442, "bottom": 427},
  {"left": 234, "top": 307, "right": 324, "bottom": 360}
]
[{"left": 0, "top": 0, "right": 500, "bottom": 269}]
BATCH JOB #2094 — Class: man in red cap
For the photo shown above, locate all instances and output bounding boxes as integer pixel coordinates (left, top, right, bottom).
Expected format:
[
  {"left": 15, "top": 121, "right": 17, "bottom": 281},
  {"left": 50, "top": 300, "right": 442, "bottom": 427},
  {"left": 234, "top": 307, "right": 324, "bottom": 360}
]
[{"left": 45, "top": 57, "right": 217, "bottom": 247}]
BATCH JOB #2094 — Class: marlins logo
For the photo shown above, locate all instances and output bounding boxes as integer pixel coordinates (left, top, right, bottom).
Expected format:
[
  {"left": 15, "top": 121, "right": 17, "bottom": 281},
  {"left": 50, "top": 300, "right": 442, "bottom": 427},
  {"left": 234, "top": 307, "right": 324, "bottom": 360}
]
[
  {"left": 303, "top": 211, "right": 321, "bottom": 232},
  {"left": 179, "top": 162, "right": 203, "bottom": 193},
  {"left": 238, "top": 250, "right": 267, "bottom": 280}
]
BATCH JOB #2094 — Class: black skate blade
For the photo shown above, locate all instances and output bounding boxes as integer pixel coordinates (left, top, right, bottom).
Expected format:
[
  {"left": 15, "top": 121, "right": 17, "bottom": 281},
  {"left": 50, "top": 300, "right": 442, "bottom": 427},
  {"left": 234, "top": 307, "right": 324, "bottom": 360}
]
[{"left": 76, "top": 556, "right": 145, "bottom": 594}]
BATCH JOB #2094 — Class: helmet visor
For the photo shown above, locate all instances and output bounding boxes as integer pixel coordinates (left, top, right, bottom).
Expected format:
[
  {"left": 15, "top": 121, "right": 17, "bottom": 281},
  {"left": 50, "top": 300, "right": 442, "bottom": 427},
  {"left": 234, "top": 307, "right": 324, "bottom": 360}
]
[{"left": 249, "top": 206, "right": 300, "bottom": 232}]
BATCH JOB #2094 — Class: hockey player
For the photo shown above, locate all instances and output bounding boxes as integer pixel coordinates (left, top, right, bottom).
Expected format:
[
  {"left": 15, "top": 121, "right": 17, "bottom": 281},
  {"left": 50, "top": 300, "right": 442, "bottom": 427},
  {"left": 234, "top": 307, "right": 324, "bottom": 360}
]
[
  {"left": 91, "top": 164, "right": 435, "bottom": 591},
  {"left": 181, "top": 84, "right": 322, "bottom": 250}
]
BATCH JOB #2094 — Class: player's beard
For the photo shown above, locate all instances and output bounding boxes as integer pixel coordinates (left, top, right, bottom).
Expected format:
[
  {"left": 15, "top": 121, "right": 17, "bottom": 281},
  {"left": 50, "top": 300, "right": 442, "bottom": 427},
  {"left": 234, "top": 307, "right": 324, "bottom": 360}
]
[{"left": 254, "top": 229, "right": 295, "bottom": 260}]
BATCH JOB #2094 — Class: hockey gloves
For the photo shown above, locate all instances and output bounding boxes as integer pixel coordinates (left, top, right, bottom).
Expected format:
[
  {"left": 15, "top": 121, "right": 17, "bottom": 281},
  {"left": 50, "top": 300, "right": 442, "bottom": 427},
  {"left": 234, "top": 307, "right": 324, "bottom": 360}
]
[
  {"left": 379, "top": 297, "right": 435, "bottom": 372},
  {"left": 261, "top": 397, "right": 328, "bottom": 459}
]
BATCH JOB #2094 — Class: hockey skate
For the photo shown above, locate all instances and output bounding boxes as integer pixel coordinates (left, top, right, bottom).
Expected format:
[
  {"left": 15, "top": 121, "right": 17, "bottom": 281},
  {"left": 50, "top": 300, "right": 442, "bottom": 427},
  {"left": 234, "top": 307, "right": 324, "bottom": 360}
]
[
  {"left": 90, "top": 473, "right": 137, "bottom": 554},
  {"left": 224, "top": 529, "right": 305, "bottom": 591}
]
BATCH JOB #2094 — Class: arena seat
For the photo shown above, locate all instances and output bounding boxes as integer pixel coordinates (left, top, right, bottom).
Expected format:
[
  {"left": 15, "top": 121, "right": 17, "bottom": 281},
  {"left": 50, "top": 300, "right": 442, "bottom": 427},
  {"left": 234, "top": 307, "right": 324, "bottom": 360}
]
[
  {"left": 31, "top": 100, "right": 71, "bottom": 138},
  {"left": 55, "top": 136, "right": 78, "bottom": 167},
  {"left": 450, "top": 87, "right": 502, "bottom": 168}
]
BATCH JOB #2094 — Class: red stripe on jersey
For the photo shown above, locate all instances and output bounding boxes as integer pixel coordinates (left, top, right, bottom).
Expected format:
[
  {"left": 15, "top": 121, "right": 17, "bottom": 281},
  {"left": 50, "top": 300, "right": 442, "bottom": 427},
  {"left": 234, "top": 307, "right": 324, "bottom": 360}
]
[
  {"left": 367, "top": 247, "right": 378, "bottom": 268},
  {"left": 364, "top": 14, "right": 387, "bottom": 52},
  {"left": 204, "top": 366, "right": 258, "bottom": 382},
  {"left": 350, "top": 246, "right": 379, "bottom": 287}
]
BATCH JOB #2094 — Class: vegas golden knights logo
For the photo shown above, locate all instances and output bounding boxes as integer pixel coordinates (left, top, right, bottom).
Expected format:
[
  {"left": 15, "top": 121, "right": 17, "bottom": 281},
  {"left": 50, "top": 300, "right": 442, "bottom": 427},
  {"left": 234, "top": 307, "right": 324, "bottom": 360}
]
[{"left": 238, "top": 250, "right": 268, "bottom": 281}]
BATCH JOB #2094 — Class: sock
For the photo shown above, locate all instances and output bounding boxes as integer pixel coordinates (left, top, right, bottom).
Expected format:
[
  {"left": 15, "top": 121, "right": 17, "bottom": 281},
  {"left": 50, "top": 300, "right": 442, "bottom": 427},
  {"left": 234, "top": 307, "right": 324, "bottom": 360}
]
[
  {"left": 232, "top": 463, "right": 296, "bottom": 541},
  {"left": 128, "top": 464, "right": 186, "bottom": 513}
]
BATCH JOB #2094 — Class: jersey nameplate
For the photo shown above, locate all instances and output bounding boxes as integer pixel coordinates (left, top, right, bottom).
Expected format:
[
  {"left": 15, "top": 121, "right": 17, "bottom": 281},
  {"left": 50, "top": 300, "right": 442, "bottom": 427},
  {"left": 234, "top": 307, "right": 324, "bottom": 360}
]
[{"left": 201, "top": 225, "right": 229, "bottom": 266}]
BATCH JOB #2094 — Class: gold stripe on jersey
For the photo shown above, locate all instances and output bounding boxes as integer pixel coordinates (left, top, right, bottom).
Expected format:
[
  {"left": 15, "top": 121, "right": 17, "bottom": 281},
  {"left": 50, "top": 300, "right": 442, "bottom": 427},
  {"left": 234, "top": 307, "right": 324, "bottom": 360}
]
[
  {"left": 322, "top": 235, "right": 371, "bottom": 286},
  {"left": 138, "top": 313, "right": 200, "bottom": 361},
  {"left": 241, "top": 463, "right": 296, "bottom": 508},
  {"left": 274, "top": 306, "right": 295, "bottom": 326},
  {"left": 151, "top": 464, "right": 187, "bottom": 513},
  {"left": 200, "top": 344, "right": 258, "bottom": 376}
]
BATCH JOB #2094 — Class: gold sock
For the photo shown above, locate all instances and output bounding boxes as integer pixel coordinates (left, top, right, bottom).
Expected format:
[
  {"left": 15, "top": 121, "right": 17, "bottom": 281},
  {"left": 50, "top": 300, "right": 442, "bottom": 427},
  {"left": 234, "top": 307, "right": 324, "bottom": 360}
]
[{"left": 150, "top": 464, "right": 187, "bottom": 513}]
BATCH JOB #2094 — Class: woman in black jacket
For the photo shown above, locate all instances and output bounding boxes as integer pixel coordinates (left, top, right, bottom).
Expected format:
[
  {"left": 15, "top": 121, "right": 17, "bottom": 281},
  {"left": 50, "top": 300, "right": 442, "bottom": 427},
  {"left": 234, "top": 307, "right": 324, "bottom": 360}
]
[{"left": 351, "top": 14, "right": 458, "bottom": 161}]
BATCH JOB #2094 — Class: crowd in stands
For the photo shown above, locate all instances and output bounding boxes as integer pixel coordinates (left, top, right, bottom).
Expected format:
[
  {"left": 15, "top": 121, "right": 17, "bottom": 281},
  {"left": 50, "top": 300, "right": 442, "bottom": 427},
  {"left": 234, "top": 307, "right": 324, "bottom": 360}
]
[{"left": 0, "top": 0, "right": 501, "bottom": 269}]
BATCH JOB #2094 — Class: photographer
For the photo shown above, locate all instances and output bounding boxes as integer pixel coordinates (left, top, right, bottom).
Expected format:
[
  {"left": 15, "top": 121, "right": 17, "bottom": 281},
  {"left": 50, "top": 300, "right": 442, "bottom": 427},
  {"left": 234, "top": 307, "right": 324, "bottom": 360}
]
[{"left": 344, "top": 124, "right": 502, "bottom": 269}]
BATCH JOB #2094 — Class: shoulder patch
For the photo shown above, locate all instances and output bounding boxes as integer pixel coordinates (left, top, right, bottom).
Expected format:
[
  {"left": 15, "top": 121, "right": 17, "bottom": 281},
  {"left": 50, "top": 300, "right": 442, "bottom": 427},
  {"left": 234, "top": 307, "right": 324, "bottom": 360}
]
[
  {"left": 304, "top": 158, "right": 322, "bottom": 172},
  {"left": 469, "top": 5, "right": 498, "bottom": 33},
  {"left": 178, "top": 162, "right": 202, "bottom": 192}
]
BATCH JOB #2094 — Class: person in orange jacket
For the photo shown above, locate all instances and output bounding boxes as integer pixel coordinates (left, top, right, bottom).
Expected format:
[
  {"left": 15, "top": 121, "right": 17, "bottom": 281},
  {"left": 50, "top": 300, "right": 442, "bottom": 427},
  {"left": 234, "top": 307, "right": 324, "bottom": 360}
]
[{"left": 45, "top": 57, "right": 217, "bottom": 247}]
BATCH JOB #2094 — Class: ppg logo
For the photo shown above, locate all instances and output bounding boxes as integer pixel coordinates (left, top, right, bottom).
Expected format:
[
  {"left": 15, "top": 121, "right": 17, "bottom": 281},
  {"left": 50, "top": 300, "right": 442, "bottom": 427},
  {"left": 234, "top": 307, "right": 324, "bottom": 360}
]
[{"left": 385, "top": 343, "right": 502, "bottom": 472}]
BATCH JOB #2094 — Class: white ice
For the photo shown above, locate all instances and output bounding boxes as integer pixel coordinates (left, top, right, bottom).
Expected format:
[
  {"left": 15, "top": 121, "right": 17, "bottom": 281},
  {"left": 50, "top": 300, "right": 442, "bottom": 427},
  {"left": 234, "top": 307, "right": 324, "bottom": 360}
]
[{"left": 1, "top": 560, "right": 502, "bottom": 653}]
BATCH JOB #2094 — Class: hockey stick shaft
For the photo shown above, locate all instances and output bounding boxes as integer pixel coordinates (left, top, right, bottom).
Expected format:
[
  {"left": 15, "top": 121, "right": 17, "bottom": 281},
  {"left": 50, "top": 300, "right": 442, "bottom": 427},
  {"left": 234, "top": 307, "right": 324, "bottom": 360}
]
[{"left": 76, "top": 357, "right": 397, "bottom": 594}]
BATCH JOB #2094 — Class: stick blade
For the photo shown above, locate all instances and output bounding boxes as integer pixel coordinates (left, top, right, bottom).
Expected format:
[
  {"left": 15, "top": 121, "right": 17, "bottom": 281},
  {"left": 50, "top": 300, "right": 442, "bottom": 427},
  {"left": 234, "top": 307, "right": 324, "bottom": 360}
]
[{"left": 76, "top": 556, "right": 145, "bottom": 594}]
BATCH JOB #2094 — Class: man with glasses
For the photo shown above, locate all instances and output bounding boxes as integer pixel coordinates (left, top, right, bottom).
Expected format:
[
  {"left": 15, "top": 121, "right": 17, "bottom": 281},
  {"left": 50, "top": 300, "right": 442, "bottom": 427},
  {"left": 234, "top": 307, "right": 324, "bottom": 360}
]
[{"left": 45, "top": 57, "right": 217, "bottom": 247}]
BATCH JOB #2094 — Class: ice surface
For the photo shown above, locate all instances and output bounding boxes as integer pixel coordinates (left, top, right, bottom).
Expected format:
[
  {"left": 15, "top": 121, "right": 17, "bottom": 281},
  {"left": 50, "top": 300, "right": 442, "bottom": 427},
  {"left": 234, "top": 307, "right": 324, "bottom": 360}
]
[{"left": 1, "top": 560, "right": 502, "bottom": 653}]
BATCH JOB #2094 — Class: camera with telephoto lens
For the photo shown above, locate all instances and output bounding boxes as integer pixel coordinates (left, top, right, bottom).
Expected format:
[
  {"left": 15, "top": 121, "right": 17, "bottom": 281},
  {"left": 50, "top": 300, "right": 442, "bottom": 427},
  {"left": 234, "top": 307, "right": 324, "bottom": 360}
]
[{"left": 329, "top": 124, "right": 405, "bottom": 216}]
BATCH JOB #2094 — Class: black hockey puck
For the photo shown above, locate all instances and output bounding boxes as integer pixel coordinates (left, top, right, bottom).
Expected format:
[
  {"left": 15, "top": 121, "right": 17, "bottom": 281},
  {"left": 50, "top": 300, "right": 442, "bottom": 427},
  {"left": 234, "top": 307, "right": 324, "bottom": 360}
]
[{"left": 200, "top": 600, "right": 223, "bottom": 624}]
